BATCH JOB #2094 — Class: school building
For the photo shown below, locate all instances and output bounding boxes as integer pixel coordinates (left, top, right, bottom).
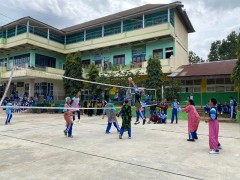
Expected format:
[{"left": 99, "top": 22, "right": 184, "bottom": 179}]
[
  {"left": 169, "top": 60, "right": 239, "bottom": 106},
  {"left": 0, "top": 1, "right": 194, "bottom": 100}
]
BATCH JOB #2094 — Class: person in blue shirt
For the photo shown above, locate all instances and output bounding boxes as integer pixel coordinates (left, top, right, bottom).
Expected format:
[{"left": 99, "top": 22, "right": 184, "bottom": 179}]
[
  {"left": 5, "top": 101, "right": 13, "bottom": 125},
  {"left": 159, "top": 110, "right": 167, "bottom": 124},
  {"left": 171, "top": 98, "right": 179, "bottom": 124},
  {"left": 229, "top": 96, "right": 235, "bottom": 119}
]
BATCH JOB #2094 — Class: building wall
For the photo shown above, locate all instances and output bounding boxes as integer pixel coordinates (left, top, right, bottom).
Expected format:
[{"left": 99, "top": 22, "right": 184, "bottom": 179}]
[
  {"left": 174, "top": 40, "right": 188, "bottom": 70},
  {"left": 174, "top": 12, "right": 188, "bottom": 49}
]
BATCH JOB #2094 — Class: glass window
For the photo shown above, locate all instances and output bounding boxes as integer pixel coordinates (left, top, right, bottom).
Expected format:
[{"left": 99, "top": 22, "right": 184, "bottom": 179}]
[
  {"left": 186, "top": 80, "right": 193, "bottom": 85},
  {"left": 216, "top": 78, "right": 224, "bottom": 84},
  {"left": 216, "top": 86, "right": 225, "bottom": 92},
  {"left": 225, "top": 78, "right": 232, "bottom": 84},
  {"left": 165, "top": 47, "right": 173, "bottom": 59},
  {"left": 207, "top": 87, "right": 215, "bottom": 92},
  {"left": 226, "top": 86, "right": 234, "bottom": 92},
  {"left": 153, "top": 49, "right": 163, "bottom": 59},
  {"left": 35, "top": 54, "right": 56, "bottom": 68},
  {"left": 194, "top": 87, "right": 201, "bottom": 92},
  {"left": 95, "top": 60, "right": 102, "bottom": 67},
  {"left": 113, "top": 55, "right": 125, "bottom": 65},
  {"left": 82, "top": 59, "right": 90, "bottom": 68},
  {"left": 194, "top": 79, "right": 201, "bottom": 85},
  {"left": 207, "top": 79, "right": 215, "bottom": 85},
  {"left": 180, "top": 80, "right": 185, "bottom": 85},
  {"left": 185, "top": 87, "right": 193, "bottom": 93}
]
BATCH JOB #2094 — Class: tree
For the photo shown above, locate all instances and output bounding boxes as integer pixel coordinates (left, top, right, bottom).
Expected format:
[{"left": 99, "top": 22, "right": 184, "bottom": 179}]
[
  {"left": 164, "top": 80, "right": 181, "bottom": 102},
  {"left": 189, "top": 51, "right": 203, "bottom": 64},
  {"left": 63, "top": 52, "right": 83, "bottom": 97},
  {"left": 208, "top": 40, "right": 221, "bottom": 62},
  {"left": 145, "top": 56, "right": 163, "bottom": 99},
  {"left": 208, "top": 31, "right": 240, "bottom": 61},
  {"left": 231, "top": 35, "right": 240, "bottom": 102},
  {"left": 87, "top": 63, "right": 99, "bottom": 96}
]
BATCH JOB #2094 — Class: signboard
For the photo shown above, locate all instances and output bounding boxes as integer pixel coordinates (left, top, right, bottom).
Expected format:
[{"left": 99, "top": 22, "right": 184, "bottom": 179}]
[{"left": 132, "top": 45, "right": 146, "bottom": 57}]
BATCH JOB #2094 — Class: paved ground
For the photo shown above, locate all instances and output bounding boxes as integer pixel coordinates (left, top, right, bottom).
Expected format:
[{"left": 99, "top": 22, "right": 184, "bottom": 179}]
[{"left": 0, "top": 112, "right": 239, "bottom": 180}]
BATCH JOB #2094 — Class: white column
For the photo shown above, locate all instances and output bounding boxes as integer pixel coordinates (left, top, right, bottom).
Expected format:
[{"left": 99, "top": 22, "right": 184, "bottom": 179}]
[
  {"left": 102, "top": 25, "right": 104, "bottom": 37},
  {"left": 64, "top": 35, "right": 66, "bottom": 45},
  {"left": 47, "top": 28, "right": 50, "bottom": 40},
  {"left": 121, "top": 20, "right": 123, "bottom": 33},
  {"left": 15, "top": 25, "right": 18, "bottom": 36},
  {"left": 84, "top": 30, "right": 86, "bottom": 41},
  {"left": 27, "top": 20, "right": 29, "bottom": 33},
  {"left": 168, "top": 8, "right": 170, "bottom": 23},
  {"left": 143, "top": 14, "right": 145, "bottom": 28}
]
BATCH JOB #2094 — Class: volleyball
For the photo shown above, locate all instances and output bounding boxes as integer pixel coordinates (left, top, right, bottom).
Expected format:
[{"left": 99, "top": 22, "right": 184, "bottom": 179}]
[{"left": 128, "top": 77, "right": 132, "bottom": 82}]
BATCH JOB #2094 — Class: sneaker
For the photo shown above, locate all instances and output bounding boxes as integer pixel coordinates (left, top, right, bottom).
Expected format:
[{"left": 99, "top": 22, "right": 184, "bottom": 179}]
[
  {"left": 68, "top": 135, "right": 73, "bottom": 138},
  {"left": 187, "top": 139, "right": 195, "bottom": 142},
  {"left": 64, "top": 130, "right": 67, "bottom": 136},
  {"left": 194, "top": 136, "right": 198, "bottom": 140},
  {"left": 134, "top": 121, "right": 140, "bottom": 125},
  {"left": 119, "top": 134, "right": 122, "bottom": 139},
  {"left": 143, "top": 120, "right": 146, "bottom": 125},
  {"left": 209, "top": 150, "right": 219, "bottom": 154},
  {"left": 105, "top": 132, "right": 110, "bottom": 134}
]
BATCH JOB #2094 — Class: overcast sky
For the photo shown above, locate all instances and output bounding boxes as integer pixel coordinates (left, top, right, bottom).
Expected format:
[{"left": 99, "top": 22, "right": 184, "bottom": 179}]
[{"left": 0, "top": 0, "right": 240, "bottom": 59}]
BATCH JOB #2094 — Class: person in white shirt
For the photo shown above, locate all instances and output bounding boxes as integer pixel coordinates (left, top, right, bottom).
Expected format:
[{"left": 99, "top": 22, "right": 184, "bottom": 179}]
[{"left": 72, "top": 93, "right": 81, "bottom": 123}]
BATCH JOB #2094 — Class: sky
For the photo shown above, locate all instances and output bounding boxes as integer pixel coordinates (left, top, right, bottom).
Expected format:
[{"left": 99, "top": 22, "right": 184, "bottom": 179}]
[{"left": 0, "top": 0, "right": 240, "bottom": 59}]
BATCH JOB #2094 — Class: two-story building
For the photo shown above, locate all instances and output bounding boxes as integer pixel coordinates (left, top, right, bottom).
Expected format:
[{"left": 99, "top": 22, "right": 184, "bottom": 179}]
[{"left": 0, "top": 1, "right": 194, "bottom": 100}]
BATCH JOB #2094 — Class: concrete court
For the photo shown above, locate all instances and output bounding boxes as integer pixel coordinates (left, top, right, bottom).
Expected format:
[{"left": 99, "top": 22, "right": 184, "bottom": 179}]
[{"left": 0, "top": 113, "right": 239, "bottom": 180}]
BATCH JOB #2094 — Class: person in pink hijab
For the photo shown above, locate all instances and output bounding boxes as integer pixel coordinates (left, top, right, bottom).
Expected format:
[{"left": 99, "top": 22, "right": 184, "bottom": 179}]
[{"left": 180, "top": 99, "right": 200, "bottom": 142}]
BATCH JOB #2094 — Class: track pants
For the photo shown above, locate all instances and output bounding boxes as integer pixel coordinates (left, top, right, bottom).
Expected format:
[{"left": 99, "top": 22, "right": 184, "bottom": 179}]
[{"left": 5, "top": 114, "right": 12, "bottom": 125}]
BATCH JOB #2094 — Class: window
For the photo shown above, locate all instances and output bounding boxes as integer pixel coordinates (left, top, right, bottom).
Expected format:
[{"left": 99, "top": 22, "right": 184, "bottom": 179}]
[
  {"left": 194, "top": 79, "right": 201, "bottom": 85},
  {"left": 95, "top": 60, "right": 102, "bottom": 67},
  {"left": 226, "top": 86, "right": 234, "bottom": 92},
  {"left": 207, "top": 87, "right": 215, "bottom": 92},
  {"left": 13, "top": 53, "right": 30, "bottom": 68},
  {"left": 153, "top": 49, "right": 163, "bottom": 59},
  {"left": 165, "top": 47, "right": 173, "bottom": 58},
  {"left": 35, "top": 54, "right": 56, "bottom": 68},
  {"left": 180, "top": 80, "right": 186, "bottom": 86},
  {"left": 207, "top": 79, "right": 215, "bottom": 85},
  {"left": 216, "top": 86, "right": 225, "bottom": 92},
  {"left": 216, "top": 78, "right": 224, "bottom": 84},
  {"left": 194, "top": 87, "right": 201, "bottom": 92},
  {"left": 185, "top": 87, "right": 193, "bottom": 93},
  {"left": 34, "top": 82, "right": 53, "bottom": 96},
  {"left": 132, "top": 56, "right": 145, "bottom": 63},
  {"left": 113, "top": 55, "right": 125, "bottom": 65},
  {"left": 186, "top": 80, "right": 193, "bottom": 85},
  {"left": 82, "top": 59, "right": 90, "bottom": 68},
  {"left": 225, "top": 78, "right": 232, "bottom": 84}
]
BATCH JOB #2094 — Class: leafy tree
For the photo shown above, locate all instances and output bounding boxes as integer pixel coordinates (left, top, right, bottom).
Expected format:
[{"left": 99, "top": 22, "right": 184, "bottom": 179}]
[
  {"left": 208, "top": 31, "right": 240, "bottom": 61},
  {"left": 208, "top": 40, "right": 221, "bottom": 62},
  {"left": 63, "top": 52, "right": 83, "bottom": 97},
  {"left": 189, "top": 51, "right": 203, "bottom": 64},
  {"left": 145, "top": 56, "right": 163, "bottom": 99},
  {"left": 164, "top": 80, "right": 181, "bottom": 102},
  {"left": 87, "top": 63, "right": 99, "bottom": 96},
  {"left": 231, "top": 35, "right": 240, "bottom": 101}
]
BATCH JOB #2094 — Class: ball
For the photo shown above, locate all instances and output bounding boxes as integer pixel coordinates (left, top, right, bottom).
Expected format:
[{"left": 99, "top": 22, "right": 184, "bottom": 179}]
[{"left": 128, "top": 77, "right": 132, "bottom": 82}]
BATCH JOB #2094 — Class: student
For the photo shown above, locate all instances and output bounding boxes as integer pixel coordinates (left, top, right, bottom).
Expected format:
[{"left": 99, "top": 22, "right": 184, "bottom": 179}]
[
  {"left": 119, "top": 100, "right": 132, "bottom": 139},
  {"left": 102, "top": 99, "right": 120, "bottom": 134},
  {"left": 5, "top": 100, "right": 13, "bottom": 125},
  {"left": 128, "top": 78, "right": 146, "bottom": 125},
  {"left": 72, "top": 93, "right": 81, "bottom": 123},
  {"left": 204, "top": 103, "right": 211, "bottom": 114},
  {"left": 160, "top": 99, "right": 168, "bottom": 115},
  {"left": 171, "top": 98, "right": 179, "bottom": 124},
  {"left": 63, "top": 97, "right": 73, "bottom": 138},
  {"left": 148, "top": 112, "right": 160, "bottom": 124},
  {"left": 180, "top": 99, "right": 200, "bottom": 141},
  {"left": 88, "top": 99, "right": 94, "bottom": 117},
  {"left": 159, "top": 110, "right": 167, "bottom": 124},
  {"left": 205, "top": 98, "right": 222, "bottom": 154},
  {"left": 96, "top": 99, "right": 103, "bottom": 116},
  {"left": 149, "top": 99, "right": 157, "bottom": 117},
  {"left": 229, "top": 96, "right": 235, "bottom": 119},
  {"left": 222, "top": 101, "right": 229, "bottom": 113},
  {"left": 216, "top": 102, "right": 223, "bottom": 115}
]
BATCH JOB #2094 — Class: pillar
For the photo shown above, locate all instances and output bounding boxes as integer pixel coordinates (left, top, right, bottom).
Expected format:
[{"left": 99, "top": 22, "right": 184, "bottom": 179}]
[
  {"left": 121, "top": 20, "right": 123, "bottom": 33},
  {"left": 30, "top": 50, "right": 36, "bottom": 67},
  {"left": 15, "top": 25, "right": 18, "bottom": 36},
  {"left": 102, "top": 25, "right": 104, "bottom": 37},
  {"left": 84, "top": 30, "right": 86, "bottom": 41},
  {"left": 201, "top": 79, "right": 207, "bottom": 107},
  {"left": 27, "top": 20, "right": 29, "bottom": 32},
  {"left": 29, "top": 79, "right": 35, "bottom": 97},
  {"left": 168, "top": 8, "right": 170, "bottom": 23},
  {"left": 142, "top": 14, "right": 145, "bottom": 28},
  {"left": 47, "top": 28, "right": 50, "bottom": 40}
]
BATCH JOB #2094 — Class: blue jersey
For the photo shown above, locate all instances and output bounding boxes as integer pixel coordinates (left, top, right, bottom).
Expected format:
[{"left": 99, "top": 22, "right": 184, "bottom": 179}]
[
  {"left": 6, "top": 103, "right": 13, "bottom": 114},
  {"left": 230, "top": 99, "right": 234, "bottom": 106},
  {"left": 209, "top": 107, "right": 217, "bottom": 120},
  {"left": 172, "top": 102, "right": 178, "bottom": 109},
  {"left": 159, "top": 113, "right": 167, "bottom": 119}
]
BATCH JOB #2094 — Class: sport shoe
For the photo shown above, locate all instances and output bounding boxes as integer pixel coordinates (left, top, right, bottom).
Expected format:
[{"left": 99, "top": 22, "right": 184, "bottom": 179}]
[
  {"left": 119, "top": 134, "right": 122, "bottom": 139},
  {"left": 64, "top": 130, "right": 67, "bottom": 136},
  {"left": 68, "top": 135, "right": 73, "bottom": 138},
  {"left": 209, "top": 150, "right": 219, "bottom": 154},
  {"left": 134, "top": 121, "right": 140, "bottom": 125},
  {"left": 187, "top": 139, "right": 195, "bottom": 142},
  {"left": 105, "top": 132, "right": 110, "bottom": 134}
]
